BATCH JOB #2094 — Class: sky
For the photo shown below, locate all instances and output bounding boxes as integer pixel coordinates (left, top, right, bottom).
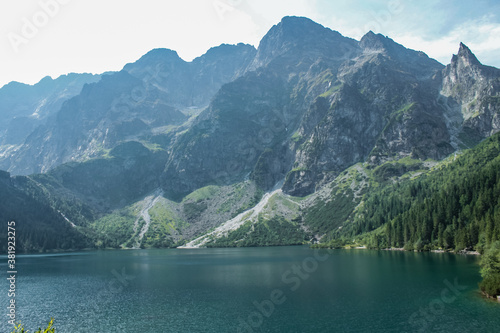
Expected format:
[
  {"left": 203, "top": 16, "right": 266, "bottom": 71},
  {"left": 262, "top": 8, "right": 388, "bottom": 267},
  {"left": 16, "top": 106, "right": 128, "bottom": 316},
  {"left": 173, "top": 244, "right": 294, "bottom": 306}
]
[{"left": 1, "top": 0, "right": 499, "bottom": 88}]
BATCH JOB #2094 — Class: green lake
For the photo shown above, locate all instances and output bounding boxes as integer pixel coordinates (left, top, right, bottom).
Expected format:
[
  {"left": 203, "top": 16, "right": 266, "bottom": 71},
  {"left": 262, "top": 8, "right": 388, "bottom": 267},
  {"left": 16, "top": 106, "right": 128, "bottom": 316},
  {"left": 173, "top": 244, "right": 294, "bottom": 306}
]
[{"left": 1, "top": 246, "right": 499, "bottom": 332}]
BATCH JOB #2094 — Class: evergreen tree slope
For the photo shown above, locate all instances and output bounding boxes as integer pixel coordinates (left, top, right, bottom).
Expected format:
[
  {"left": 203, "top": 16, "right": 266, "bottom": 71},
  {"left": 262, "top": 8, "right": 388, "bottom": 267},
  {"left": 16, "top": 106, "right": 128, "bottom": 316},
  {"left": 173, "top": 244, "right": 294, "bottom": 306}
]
[
  {"left": 0, "top": 171, "right": 93, "bottom": 253},
  {"left": 332, "top": 132, "right": 500, "bottom": 251}
]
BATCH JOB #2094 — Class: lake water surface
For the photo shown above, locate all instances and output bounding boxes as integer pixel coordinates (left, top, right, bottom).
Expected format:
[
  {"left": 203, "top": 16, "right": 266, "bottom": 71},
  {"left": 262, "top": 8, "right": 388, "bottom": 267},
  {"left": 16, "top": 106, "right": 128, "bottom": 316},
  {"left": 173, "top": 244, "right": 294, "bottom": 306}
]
[{"left": 1, "top": 246, "right": 499, "bottom": 332}]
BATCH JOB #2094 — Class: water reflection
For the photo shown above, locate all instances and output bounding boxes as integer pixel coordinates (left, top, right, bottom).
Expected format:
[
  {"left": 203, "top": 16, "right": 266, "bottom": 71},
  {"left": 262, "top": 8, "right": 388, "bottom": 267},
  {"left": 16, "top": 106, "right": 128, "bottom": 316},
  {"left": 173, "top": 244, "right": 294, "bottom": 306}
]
[{"left": 1, "top": 246, "right": 496, "bottom": 333}]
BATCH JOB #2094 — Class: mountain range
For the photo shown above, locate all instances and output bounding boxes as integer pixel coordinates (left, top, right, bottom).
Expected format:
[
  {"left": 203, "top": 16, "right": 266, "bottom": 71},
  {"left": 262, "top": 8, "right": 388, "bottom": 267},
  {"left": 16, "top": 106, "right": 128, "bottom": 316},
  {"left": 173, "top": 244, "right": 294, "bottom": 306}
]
[{"left": 0, "top": 16, "right": 499, "bottom": 253}]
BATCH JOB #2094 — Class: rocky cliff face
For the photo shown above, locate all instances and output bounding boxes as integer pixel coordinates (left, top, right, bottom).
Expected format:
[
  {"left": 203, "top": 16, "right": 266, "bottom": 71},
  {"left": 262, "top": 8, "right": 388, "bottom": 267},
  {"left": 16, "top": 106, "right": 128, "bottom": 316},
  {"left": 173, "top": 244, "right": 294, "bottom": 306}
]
[
  {"left": 162, "top": 17, "right": 362, "bottom": 198},
  {"left": 440, "top": 43, "right": 500, "bottom": 143},
  {"left": 5, "top": 70, "right": 187, "bottom": 175}
]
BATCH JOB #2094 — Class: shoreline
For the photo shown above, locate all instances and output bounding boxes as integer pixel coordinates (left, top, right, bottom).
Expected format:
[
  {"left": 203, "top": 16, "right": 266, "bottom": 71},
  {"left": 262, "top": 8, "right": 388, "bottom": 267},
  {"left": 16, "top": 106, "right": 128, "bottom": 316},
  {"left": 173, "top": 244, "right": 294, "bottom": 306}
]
[
  {"left": 1, "top": 243, "right": 484, "bottom": 256},
  {"left": 312, "top": 245, "right": 483, "bottom": 256}
]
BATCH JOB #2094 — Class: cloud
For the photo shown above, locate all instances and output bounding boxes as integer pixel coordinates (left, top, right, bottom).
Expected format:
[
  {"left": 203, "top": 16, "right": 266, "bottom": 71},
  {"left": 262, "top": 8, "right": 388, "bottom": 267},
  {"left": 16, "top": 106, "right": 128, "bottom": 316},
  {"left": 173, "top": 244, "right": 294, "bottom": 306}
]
[
  {"left": 1, "top": 0, "right": 499, "bottom": 88},
  {"left": 392, "top": 17, "right": 500, "bottom": 66},
  {"left": 227, "top": 0, "right": 322, "bottom": 46}
]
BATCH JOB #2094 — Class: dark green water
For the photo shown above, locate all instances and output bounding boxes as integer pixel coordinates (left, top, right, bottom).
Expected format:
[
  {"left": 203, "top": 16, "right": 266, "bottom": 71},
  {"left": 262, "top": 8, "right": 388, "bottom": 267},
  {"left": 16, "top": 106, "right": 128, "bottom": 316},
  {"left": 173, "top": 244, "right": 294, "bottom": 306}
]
[{"left": 1, "top": 247, "right": 499, "bottom": 332}]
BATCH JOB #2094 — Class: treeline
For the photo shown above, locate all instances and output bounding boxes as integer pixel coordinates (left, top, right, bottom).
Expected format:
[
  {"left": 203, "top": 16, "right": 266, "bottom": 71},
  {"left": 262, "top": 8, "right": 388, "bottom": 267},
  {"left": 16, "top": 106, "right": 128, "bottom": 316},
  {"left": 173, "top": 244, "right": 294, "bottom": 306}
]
[{"left": 340, "top": 133, "right": 500, "bottom": 252}]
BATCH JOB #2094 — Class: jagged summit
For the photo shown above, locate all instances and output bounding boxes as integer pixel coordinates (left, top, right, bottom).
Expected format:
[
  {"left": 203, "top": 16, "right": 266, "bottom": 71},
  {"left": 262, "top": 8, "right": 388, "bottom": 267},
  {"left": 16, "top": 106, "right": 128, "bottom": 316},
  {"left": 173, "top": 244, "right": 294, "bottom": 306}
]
[
  {"left": 124, "top": 48, "right": 184, "bottom": 71},
  {"left": 359, "top": 30, "right": 435, "bottom": 62},
  {"left": 441, "top": 42, "right": 500, "bottom": 133},
  {"left": 356, "top": 30, "right": 443, "bottom": 79},
  {"left": 452, "top": 42, "right": 481, "bottom": 66},
  {"left": 278, "top": 15, "right": 337, "bottom": 33},
  {"left": 192, "top": 43, "right": 256, "bottom": 65},
  {"left": 445, "top": 42, "right": 500, "bottom": 81},
  {"left": 263, "top": 15, "right": 345, "bottom": 47},
  {"left": 250, "top": 16, "right": 356, "bottom": 70},
  {"left": 359, "top": 30, "right": 391, "bottom": 50}
]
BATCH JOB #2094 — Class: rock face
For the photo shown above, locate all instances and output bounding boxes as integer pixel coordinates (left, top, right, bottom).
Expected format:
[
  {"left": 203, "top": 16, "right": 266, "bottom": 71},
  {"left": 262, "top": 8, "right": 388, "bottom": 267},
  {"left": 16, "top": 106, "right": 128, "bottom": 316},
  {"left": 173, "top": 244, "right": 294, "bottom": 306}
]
[
  {"left": 440, "top": 43, "right": 500, "bottom": 143},
  {"left": 4, "top": 70, "right": 187, "bottom": 175},
  {"left": 162, "top": 17, "right": 361, "bottom": 198}
]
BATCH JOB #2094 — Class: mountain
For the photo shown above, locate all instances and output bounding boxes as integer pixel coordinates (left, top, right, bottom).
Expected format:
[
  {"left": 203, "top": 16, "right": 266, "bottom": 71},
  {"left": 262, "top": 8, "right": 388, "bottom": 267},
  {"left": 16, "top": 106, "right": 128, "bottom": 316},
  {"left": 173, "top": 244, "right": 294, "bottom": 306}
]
[
  {"left": 0, "top": 73, "right": 100, "bottom": 149},
  {"left": 1, "top": 16, "right": 499, "bottom": 255},
  {"left": 124, "top": 44, "right": 256, "bottom": 108},
  {"left": 0, "top": 43, "right": 256, "bottom": 175},
  {"left": 161, "top": 17, "right": 453, "bottom": 198}
]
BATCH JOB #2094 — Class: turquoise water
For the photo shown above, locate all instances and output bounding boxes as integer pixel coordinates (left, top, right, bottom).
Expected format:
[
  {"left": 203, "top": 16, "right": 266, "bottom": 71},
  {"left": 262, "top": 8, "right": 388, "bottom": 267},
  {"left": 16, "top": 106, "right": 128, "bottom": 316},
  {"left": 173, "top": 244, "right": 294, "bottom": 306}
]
[{"left": 1, "top": 247, "right": 499, "bottom": 332}]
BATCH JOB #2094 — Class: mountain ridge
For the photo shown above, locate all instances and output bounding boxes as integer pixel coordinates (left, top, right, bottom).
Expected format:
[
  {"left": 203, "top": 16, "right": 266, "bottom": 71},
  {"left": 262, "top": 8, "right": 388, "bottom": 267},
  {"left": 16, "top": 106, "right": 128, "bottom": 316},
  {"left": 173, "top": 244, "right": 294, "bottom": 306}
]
[{"left": 0, "top": 16, "right": 499, "bottom": 255}]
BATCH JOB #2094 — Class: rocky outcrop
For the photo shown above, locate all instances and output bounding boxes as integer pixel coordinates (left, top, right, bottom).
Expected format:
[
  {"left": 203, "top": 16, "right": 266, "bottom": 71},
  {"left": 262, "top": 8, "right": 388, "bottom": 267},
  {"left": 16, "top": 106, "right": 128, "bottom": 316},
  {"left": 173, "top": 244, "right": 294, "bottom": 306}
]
[
  {"left": 162, "top": 17, "right": 363, "bottom": 198},
  {"left": 441, "top": 43, "right": 500, "bottom": 144}
]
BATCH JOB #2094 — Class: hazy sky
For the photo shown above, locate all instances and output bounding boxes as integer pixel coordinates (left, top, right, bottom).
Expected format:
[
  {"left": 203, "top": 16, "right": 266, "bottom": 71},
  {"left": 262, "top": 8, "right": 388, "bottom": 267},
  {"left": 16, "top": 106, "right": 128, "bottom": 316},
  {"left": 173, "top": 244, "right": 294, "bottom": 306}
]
[{"left": 1, "top": 0, "right": 499, "bottom": 88}]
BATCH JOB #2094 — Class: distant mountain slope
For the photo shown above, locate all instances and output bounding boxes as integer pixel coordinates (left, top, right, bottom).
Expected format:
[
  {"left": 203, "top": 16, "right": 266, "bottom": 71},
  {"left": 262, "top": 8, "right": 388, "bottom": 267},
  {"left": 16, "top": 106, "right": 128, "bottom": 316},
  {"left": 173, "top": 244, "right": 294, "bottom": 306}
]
[
  {"left": 1, "top": 43, "right": 256, "bottom": 175},
  {"left": 0, "top": 73, "right": 101, "bottom": 129},
  {"left": 0, "top": 170, "right": 93, "bottom": 253},
  {"left": 0, "top": 73, "right": 100, "bottom": 150}
]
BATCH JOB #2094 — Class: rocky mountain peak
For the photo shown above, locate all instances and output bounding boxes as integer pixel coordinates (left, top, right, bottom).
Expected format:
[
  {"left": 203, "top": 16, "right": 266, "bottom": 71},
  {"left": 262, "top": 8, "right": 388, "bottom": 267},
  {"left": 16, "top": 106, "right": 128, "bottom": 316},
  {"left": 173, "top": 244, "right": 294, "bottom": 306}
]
[
  {"left": 138, "top": 48, "right": 182, "bottom": 61},
  {"left": 249, "top": 16, "right": 352, "bottom": 70},
  {"left": 443, "top": 43, "right": 492, "bottom": 93},
  {"left": 194, "top": 43, "right": 256, "bottom": 62},
  {"left": 440, "top": 42, "right": 500, "bottom": 138},
  {"left": 452, "top": 42, "right": 481, "bottom": 67},
  {"left": 359, "top": 31, "right": 388, "bottom": 50},
  {"left": 359, "top": 30, "right": 436, "bottom": 64},
  {"left": 355, "top": 30, "right": 443, "bottom": 81},
  {"left": 123, "top": 48, "right": 185, "bottom": 75},
  {"left": 278, "top": 15, "right": 334, "bottom": 35}
]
